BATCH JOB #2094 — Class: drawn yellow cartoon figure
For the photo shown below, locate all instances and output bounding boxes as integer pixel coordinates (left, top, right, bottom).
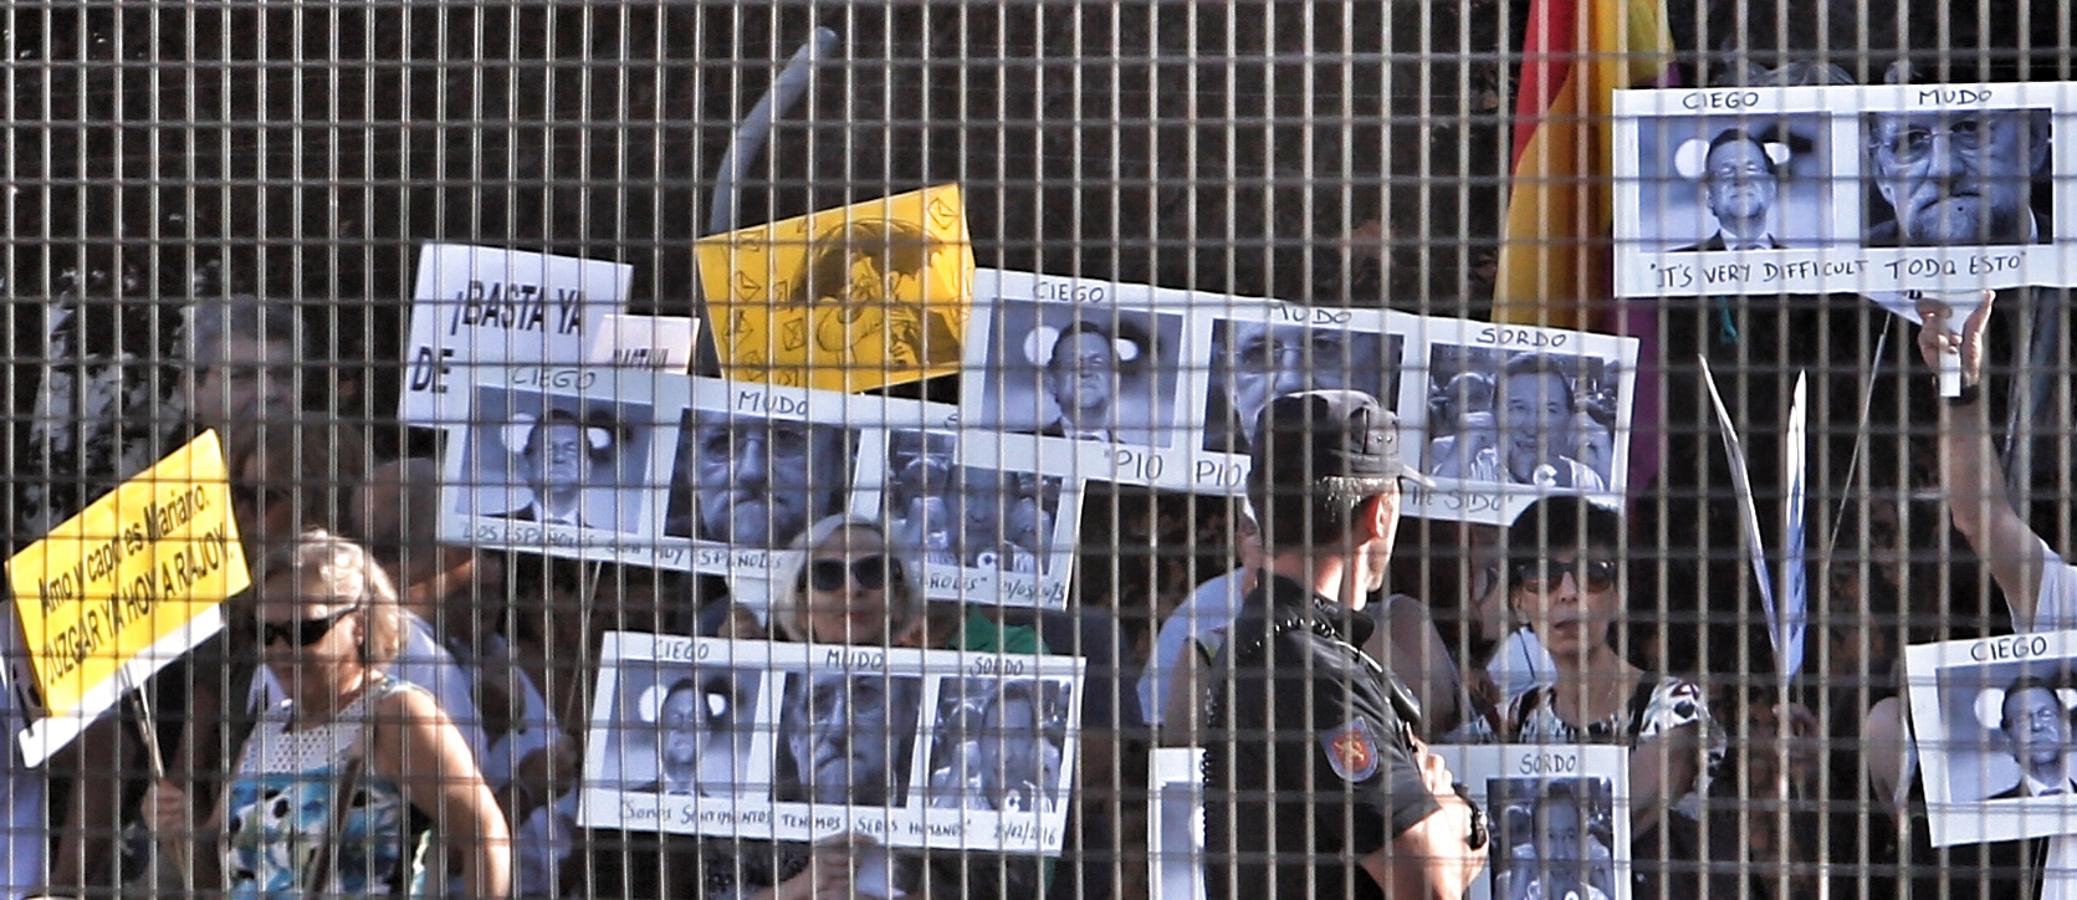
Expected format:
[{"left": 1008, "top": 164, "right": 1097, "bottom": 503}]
[{"left": 698, "top": 185, "right": 974, "bottom": 392}]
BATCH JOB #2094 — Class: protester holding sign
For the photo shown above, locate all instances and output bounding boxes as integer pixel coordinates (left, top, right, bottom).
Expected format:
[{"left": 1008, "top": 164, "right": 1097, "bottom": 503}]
[
  {"left": 142, "top": 530, "right": 512, "bottom": 898},
  {"left": 1464, "top": 496, "right": 1724, "bottom": 896}
]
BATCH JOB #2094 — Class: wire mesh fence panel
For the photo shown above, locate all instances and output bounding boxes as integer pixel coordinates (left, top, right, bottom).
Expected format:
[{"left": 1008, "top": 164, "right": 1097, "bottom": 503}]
[{"left": 0, "top": 2, "right": 2072, "bottom": 899}]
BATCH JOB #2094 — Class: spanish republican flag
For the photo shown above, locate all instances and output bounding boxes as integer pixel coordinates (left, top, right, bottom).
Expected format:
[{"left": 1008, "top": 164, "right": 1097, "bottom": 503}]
[{"left": 1492, "top": 0, "right": 1674, "bottom": 329}]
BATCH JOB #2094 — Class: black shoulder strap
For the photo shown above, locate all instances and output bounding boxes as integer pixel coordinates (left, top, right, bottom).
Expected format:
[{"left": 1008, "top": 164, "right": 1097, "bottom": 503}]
[{"left": 1625, "top": 678, "right": 1661, "bottom": 735}]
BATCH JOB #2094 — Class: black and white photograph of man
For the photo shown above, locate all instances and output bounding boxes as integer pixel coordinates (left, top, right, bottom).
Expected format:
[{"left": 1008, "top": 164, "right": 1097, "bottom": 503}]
[
  {"left": 1982, "top": 676, "right": 2077, "bottom": 799},
  {"left": 1921, "top": 654, "right": 2077, "bottom": 813},
  {"left": 1425, "top": 347, "right": 1620, "bottom": 491},
  {"left": 970, "top": 299, "right": 1185, "bottom": 449},
  {"left": 661, "top": 408, "right": 857, "bottom": 549},
  {"left": 774, "top": 671, "right": 925, "bottom": 807},
  {"left": 1863, "top": 104, "right": 2053, "bottom": 247},
  {"left": 1200, "top": 317, "right": 1402, "bottom": 457},
  {"left": 881, "top": 430, "right": 1065, "bottom": 575},
  {"left": 627, "top": 668, "right": 759, "bottom": 797},
  {"left": 1633, "top": 113, "right": 1832, "bottom": 252},
  {"left": 924, "top": 677, "right": 1071, "bottom": 813},
  {"left": 1674, "top": 128, "right": 1788, "bottom": 251},
  {"left": 1488, "top": 778, "right": 1618, "bottom": 900},
  {"left": 491, "top": 408, "right": 614, "bottom": 527},
  {"left": 456, "top": 385, "right": 652, "bottom": 533}
]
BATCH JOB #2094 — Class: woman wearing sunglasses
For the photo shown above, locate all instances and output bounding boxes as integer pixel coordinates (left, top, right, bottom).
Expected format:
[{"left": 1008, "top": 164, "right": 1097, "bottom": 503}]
[
  {"left": 1469, "top": 496, "right": 1724, "bottom": 897},
  {"left": 692, "top": 515, "right": 1045, "bottom": 899},
  {"left": 144, "top": 530, "right": 512, "bottom": 899}
]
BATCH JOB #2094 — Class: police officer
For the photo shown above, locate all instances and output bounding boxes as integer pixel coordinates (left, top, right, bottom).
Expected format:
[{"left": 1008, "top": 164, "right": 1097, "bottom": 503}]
[{"left": 1203, "top": 389, "right": 1488, "bottom": 899}]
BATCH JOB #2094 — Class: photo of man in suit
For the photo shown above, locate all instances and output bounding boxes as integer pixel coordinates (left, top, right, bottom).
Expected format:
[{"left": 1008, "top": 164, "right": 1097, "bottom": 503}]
[
  {"left": 1039, "top": 321, "right": 1143, "bottom": 442},
  {"left": 1675, "top": 128, "right": 1785, "bottom": 252},
  {"left": 1987, "top": 676, "right": 2077, "bottom": 799},
  {"left": 633, "top": 671, "right": 750, "bottom": 798},
  {"left": 492, "top": 408, "right": 613, "bottom": 528}
]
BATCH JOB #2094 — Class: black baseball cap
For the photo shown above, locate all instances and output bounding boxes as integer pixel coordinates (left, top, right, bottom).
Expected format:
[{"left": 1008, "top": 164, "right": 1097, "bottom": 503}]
[{"left": 1250, "top": 389, "right": 1433, "bottom": 498}]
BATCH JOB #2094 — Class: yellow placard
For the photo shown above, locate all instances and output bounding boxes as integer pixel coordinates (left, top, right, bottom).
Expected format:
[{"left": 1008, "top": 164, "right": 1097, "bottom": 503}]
[
  {"left": 7, "top": 430, "right": 249, "bottom": 718},
  {"left": 697, "top": 184, "right": 975, "bottom": 392}
]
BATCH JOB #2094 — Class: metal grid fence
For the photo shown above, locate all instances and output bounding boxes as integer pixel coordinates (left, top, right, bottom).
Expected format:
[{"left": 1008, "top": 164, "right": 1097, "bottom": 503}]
[{"left": 1, "top": 2, "right": 2072, "bottom": 899}]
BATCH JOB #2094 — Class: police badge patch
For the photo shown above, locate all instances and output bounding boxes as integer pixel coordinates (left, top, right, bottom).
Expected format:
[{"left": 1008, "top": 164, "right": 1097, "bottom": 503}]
[{"left": 1322, "top": 718, "right": 1381, "bottom": 781}]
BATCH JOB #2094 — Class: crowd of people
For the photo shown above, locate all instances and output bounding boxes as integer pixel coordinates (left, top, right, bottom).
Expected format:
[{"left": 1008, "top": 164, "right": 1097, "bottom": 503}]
[
  {"left": 0, "top": 277, "right": 2018, "bottom": 900},
  {"left": 0, "top": 58, "right": 2064, "bottom": 900}
]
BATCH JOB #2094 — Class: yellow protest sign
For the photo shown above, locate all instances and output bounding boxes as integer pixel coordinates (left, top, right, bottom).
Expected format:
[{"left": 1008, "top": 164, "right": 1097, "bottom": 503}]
[
  {"left": 7, "top": 430, "right": 248, "bottom": 722},
  {"left": 697, "top": 184, "right": 975, "bottom": 392}
]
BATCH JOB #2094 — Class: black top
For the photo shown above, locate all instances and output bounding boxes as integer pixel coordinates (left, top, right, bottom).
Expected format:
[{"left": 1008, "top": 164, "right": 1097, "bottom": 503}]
[{"left": 1201, "top": 573, "right": 1440, "bottom": 900}]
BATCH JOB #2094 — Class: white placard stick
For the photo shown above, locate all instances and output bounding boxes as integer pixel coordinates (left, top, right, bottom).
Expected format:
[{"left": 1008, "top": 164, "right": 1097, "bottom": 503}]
[{"left": 1863, "top": 289, "right": 1985, "bottom": 398}]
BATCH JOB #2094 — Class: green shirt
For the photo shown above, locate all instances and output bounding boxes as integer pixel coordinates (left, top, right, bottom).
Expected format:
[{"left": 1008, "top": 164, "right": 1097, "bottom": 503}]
[{"left": 957, "top": 607, "right": 1048, "bottom": 655}]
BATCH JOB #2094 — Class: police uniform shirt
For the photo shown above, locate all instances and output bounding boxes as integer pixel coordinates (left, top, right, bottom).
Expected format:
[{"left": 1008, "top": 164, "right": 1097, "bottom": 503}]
[{"left": 1202, "top": 573, "right": 1440, "bottom": 900}]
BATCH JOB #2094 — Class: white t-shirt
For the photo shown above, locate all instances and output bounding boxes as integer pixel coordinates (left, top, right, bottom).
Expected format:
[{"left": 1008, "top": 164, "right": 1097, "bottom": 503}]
[
  {"left": 2027, "top": 544, "right": 2077, "bottom": 633},
  {"left": 1138, "top": 569, "right": 1249, "bottom": 728}
]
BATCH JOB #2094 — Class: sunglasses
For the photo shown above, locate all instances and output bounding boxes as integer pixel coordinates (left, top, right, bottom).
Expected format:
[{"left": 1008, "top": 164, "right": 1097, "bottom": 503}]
[
  {"left": 1509, "top": 557, "right": 1619, "bottom": 593},
  {"left": 260, "top": 606, "right": 360, "bottom": 647},
  {"left": 805, "top": 555, "right": 902, "bottom": 593}
]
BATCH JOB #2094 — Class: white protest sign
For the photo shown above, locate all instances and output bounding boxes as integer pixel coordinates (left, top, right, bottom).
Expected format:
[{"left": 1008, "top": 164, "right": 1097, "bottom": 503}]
[
  {"left": 1904, "top": 629, "right": 2077, "bottom": 847},
  {"left": 399, "top": 244, "right": 631, "bottom": 424},
  {"left": 585, "top": 314, "right": 698, "bottom": 372},
  {"left": 1427, "top": 744, "right": 1633, "bottom": 900},
  {"left": 435, "top": 366, "right": 679, "bottom": 566},
  {"left": 1699, "top": 357, "right": 1807, "bottom": 680},
  {"left": 1612, "top": 81, "right": 2073, "bottom": 298},
  {"left": 1148, "top": 748, "right": 1206, "bottom": 900},
  {"left": 578, "top": 632, "right": 1086, "bottom": 857}
]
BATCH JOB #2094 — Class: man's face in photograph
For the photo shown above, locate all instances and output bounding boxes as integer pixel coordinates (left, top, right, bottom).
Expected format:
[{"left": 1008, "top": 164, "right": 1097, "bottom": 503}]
[
  {"left": 527, "top": 421, "right": 593, "bottom": 494},
  {"left": 693, "top": 419, "right": 845, "bottom": 547},
  {"left": 1537, "top": 799, "right": 1586, "bottom": 864},
  {"left": 2002, "top": 686, "right": 2071, "bottom": 772},
  {"left": 1870, "top": 109, "right": 2047, "bottom": 244},
  {"left": 1226, "top": 321, "right": 1351, "bottom": 447},
  {"left": 659, "top": 684, "right": 713, "bottom": 771},
  {"left": 1502, "top": 370, "right": 1576, "bottom": 480},
  {"left": 980, "top": 691, "right": 1061, "bottom": 811},
  {"left": 786, "top": 673, "right": 895, "bottom": 805},
  {"left": 1702, "top": 136, "right": 1778, "bottom": 226},
  {"left": 1045, "top": 330, "right": 1119, "bottom": 423}
]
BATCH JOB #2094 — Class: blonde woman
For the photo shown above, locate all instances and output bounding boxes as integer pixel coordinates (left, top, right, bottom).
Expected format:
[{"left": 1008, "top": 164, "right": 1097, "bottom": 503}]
[{"left": 145, "top": 529, "right": 512, "bottom": 898}]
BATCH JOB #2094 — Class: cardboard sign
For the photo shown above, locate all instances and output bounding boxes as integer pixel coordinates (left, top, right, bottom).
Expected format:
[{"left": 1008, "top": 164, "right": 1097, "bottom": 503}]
[
  {"left": 436, "top": 366, "right": 678, "bottom": 567},
  {"left": 579, "top": 632, "right": 1086, "bottom": 857},
  {"left": 1148, "top": 748, "right": 1207, "bottom": 900},
  {"left": 1904, "top": 629, "right": 2077, "bottom": 846},
  {"left": 399, "top": 243, "right": 632, "bottom": 424},
  {"left": 7, "top": 430, "right": 249, "bottom": 765},
  {"left": 1427, "top": 744, "right": 1634, "bottom": 900},
  {"left": 697, "top": 185, "right": 975, "bottom": 392},
  {"left": 584, "top": 314, "right": 699, "bottom": 372},
  {"left": 1402, "top": 316, "right": 1640, "bottom": 526},
  {"left": 1612, "top": 81, "right": 2074, "bottom": 297}
]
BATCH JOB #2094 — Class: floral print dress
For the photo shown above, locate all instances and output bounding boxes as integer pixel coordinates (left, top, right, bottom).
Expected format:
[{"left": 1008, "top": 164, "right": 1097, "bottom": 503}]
[
  {"left": 1503, "top": 676, "right": 1725, "bottom": 820},
  {"left": 221, "top": 678, "right": 433, "bottom": 898}
]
